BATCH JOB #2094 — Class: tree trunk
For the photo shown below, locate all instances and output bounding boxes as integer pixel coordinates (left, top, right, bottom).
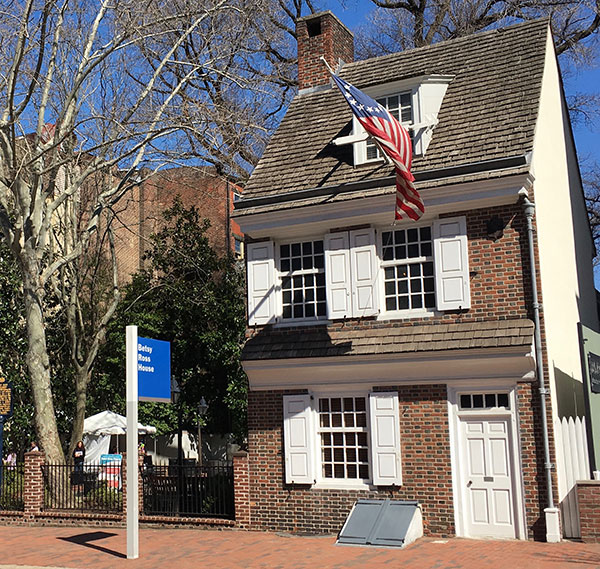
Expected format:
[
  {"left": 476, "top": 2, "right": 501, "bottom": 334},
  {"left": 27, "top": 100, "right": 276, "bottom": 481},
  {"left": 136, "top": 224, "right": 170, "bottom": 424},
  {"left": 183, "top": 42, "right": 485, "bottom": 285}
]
[
  {"left": 68, "top": 365, "right": 88, "bottom": 457},
  {"left": 22, "top": 264, "right": 65, "bottom": 464}
]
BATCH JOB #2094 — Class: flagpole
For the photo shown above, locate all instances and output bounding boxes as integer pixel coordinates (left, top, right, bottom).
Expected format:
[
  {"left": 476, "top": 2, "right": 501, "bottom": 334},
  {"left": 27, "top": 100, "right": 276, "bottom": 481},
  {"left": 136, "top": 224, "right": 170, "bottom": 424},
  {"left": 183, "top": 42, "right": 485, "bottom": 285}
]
[{"left": 319, "top": 56, "right": 335, "bottom": 75}]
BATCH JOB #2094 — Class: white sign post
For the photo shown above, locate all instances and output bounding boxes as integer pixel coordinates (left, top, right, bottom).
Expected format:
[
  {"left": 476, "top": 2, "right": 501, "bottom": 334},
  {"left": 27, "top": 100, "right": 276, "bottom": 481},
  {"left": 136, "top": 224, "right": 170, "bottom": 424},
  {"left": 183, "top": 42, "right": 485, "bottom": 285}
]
[{"left": 126, "top": 325, "right": 139, "bottom": 559}]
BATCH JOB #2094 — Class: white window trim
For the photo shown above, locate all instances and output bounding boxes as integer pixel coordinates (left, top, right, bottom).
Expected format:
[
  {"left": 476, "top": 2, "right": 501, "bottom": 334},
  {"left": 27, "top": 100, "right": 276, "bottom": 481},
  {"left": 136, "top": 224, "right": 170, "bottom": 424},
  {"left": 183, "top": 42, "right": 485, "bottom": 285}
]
[
  {"left": 312, "top": 390, "right": 373, "bottom": 489},
  {"left": 274, "top": 235, "right": 328, "bottom": 324},
  {"left": 375, "top": 223, "right": 437, "bottom": 319}
]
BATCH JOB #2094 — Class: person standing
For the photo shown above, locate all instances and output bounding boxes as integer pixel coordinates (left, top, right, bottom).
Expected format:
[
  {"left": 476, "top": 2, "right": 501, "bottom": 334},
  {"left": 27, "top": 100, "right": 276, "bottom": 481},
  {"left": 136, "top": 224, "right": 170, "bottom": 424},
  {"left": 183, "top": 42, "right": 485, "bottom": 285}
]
[{"left": 72, "top": 440, "right": 86, "bottom": 493}]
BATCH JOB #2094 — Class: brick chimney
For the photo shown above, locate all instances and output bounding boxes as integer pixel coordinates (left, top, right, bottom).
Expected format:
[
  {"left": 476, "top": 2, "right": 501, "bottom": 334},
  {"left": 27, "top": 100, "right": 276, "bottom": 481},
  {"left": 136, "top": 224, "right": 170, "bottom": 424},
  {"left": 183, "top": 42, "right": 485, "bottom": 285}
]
[{"left": 296, "top": 11, "right": 354, "bottom": 92}]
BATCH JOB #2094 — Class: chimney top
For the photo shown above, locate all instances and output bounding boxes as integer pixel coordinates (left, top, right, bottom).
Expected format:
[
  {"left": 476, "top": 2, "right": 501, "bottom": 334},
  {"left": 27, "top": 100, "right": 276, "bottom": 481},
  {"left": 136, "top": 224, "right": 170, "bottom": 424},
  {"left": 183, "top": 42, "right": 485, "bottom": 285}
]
[{"left": 296, "top": 11, "right": 354, "bottom": 93}]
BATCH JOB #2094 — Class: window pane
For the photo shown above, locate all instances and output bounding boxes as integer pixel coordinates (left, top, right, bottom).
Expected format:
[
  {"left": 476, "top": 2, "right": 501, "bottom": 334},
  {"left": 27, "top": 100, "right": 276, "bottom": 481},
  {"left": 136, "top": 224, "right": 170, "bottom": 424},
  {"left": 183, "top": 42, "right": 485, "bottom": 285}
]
[
  {"left": 332, "top": 414, "right": 342, "bottom": 427},
  {"left": 355, "top": 398, "right": 366, "bottom": 412},
  {"left": 347, "top": 464, "right": 357, "bottom": 478},
  {"left": 485, "top": 394, "right": 496, "bottom": 408},
  {"left": 319, "top": 399, "right": 329, "bottom": 412},
  {"left": 498, "top": 393, "right": 509, "bottom": 408},
  {"left": 343, "top": 398, "right": 354, "bottom": 411},
  {"left": 407, "top": 228, "right": 418, "bottom": 242},
  {"left": 473, "top": 394, "right": 484, "bottom": 408},
  {"left": 386, "top": 297, "right": 397, "bottom": 311},
  {"left": 280, "top": 240, "right": 326, "bottom": 320},
  {"left": 331, "top": 398, "right": 342, "bottom": 412},
  {"left": 382, "top": 232, "right": 393, "bottom": 247},
  {"left": 394, "top": 231, "right": 406, "bottom": 244},
  {"left": 460, "top": 395, "right": 471, "bottom": 408},
  {"left": 359, "top": 465, "right": 369, "bottom": 479}
]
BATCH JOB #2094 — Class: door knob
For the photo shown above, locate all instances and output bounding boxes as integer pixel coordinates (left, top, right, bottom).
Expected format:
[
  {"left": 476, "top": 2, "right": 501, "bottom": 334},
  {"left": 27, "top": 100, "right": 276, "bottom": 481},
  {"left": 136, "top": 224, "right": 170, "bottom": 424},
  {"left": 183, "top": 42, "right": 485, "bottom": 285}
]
[{"left": 467, "top": 480, "right": 472, "bottom": 487}]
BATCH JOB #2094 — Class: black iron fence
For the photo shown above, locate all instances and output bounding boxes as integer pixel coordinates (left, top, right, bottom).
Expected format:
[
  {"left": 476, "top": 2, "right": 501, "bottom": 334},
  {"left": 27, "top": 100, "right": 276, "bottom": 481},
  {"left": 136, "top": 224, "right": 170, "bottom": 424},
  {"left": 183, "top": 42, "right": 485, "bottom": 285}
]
[
  {"left": 42, "top": 463, "right": 123, "bottom": 513},
  {"left": 0, "top": 463, "right": 24, "bottom": 511},
  {"left": 141, "top": 461, "right": 234, "bottom": 519}
]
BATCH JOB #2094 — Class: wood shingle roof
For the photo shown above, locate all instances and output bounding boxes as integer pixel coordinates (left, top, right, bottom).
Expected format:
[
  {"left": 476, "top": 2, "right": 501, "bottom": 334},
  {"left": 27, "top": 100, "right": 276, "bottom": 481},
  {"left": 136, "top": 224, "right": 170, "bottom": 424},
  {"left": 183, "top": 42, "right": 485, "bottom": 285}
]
[{"left": 239, "top": 19, "right": 549, "bottom": 212}]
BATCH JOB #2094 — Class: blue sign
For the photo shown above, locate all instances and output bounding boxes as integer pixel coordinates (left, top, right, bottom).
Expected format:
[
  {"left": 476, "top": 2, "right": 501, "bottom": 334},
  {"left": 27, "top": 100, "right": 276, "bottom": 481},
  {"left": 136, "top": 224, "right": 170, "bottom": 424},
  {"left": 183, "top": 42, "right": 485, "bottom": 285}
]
[
  {"left": 138, "top": 337, "right": 171, "bottom": 402},
  {"left": 100, "top": 453, "right": 123, "bottom": 465}
]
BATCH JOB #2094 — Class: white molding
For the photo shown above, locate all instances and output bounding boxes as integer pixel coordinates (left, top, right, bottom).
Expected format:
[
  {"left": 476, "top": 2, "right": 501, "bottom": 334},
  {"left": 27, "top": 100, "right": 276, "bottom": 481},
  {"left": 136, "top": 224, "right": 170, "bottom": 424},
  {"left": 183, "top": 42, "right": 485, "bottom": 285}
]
[
  {"left": 236, "top": 173, "right": 534, "bottom": 240},
  {"left": 243, "top": 347, "right": 535, "bottom": 391},
  {"left": 447, "top": 383, "right": 527, "bottom": 540}
]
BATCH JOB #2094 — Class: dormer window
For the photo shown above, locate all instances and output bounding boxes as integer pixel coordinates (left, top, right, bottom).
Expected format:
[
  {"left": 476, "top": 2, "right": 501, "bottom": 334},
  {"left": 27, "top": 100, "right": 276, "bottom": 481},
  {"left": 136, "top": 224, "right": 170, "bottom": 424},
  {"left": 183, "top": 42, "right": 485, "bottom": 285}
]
[
  {"left": 331, "top": 75, "right": 453, "bottom": 165},
  {"left": 365, "top": 92, "right": 414, "bottom": 161}
]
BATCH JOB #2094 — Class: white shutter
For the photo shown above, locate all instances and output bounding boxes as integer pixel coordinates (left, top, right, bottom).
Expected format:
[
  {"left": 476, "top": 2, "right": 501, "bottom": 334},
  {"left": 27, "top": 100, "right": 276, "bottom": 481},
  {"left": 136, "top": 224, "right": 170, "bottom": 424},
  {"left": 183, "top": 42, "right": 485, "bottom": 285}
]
[
  {"left": 433, "top": 216, "right": 471, "bottom": 311},
  {"left": 349, "top": 228, "right": 379, "bottom": 317},
  {"left": 246, "top": 241, "right": 276, "bottom": 326},
  {"left": 283, "top": 394, "right": 314, "bottom": 485},
  {"left": 369, "top": 392, "right": 402, "bottom": 486},
  {"left": 324, "top": 232, "right": 352, "bottom": 320}
]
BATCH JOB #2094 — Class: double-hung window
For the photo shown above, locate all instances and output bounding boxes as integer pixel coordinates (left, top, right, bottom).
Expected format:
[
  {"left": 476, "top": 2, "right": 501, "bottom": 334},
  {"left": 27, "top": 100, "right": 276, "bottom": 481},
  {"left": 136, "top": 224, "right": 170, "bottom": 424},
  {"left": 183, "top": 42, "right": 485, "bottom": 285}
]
[
  {"left": 279, "top": 240, "right": 326, "bottom": 320},
  {"left": 380, "top": 226, "right": 435, "bottom": 313},
  {"left": 318, "top": 396, "right": 369, "bottom": 481},
  {"left": 283, "top": 392, "right": 402, "bottom": 487},
  {"left": 365, "top": 92, "right": 414, "bottom": 161}
]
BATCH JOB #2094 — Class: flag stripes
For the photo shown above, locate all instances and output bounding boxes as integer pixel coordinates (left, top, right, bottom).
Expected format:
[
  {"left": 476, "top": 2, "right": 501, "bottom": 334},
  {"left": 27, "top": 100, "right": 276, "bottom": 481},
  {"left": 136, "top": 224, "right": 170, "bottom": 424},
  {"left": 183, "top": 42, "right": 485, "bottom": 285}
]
[{"left": 329, "top": 73, "right": 424, "bottom": 221}]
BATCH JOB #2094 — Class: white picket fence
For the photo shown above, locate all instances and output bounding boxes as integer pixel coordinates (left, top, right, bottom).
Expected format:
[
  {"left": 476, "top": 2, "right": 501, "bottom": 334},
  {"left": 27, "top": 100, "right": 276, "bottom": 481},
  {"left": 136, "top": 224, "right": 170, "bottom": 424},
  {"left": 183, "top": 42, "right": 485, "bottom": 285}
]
[{"left": 556, "top": 416, "right": 591, "bottom": 538}]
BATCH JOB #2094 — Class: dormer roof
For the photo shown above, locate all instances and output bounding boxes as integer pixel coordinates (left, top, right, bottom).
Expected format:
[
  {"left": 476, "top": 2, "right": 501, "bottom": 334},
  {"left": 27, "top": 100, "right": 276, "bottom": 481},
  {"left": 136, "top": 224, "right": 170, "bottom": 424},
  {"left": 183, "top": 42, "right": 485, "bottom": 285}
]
[{"left": 237, "top": 19, "right": 549, "bottom": 216}]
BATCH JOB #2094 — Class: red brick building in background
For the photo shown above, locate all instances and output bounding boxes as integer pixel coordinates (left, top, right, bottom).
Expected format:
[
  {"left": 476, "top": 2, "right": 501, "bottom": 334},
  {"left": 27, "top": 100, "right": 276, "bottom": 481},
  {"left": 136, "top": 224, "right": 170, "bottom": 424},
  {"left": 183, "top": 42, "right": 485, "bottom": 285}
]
[{"left": 114, "top": 166, "right": 243, "bottom": 283}]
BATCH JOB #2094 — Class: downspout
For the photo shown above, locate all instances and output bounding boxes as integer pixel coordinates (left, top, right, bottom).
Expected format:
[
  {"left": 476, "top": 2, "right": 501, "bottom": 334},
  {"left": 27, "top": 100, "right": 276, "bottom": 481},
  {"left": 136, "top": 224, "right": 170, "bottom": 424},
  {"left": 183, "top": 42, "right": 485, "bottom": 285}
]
[{"left": 521, "top": 192, "right": 559, "bottom": 541}]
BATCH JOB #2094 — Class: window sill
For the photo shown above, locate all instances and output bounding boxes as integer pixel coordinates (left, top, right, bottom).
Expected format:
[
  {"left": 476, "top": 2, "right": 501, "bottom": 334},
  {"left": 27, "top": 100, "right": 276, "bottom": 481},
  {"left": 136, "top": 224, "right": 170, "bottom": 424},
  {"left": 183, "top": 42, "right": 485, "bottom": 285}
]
[
  {"left": 312, "top": 481, "right": 373, "bottom": 491},
  {"left": 376, "top": 309, "right": 435, "bottom": 321},
  {"left": 273, "top": 318, "right": 331, "bottom": 328}
]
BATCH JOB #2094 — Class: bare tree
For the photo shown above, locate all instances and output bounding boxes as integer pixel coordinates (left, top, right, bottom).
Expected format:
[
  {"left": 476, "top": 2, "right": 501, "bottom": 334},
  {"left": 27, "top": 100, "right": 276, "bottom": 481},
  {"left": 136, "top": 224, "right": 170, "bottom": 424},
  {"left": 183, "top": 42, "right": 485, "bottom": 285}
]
[
  {"left": 356, "top": 0, "right": 600, "bottom": 59},
  {"left": 0, "top": 0, "right": 292, "bottom": 463}
]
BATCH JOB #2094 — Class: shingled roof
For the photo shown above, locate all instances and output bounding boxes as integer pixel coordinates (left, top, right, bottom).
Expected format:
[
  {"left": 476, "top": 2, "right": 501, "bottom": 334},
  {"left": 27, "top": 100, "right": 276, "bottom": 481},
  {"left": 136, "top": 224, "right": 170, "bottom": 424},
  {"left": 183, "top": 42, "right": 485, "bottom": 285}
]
[
  {"left": 237, "top": 19, "right": 548, "bottom": 214},
  {"left": 242, "top": 319, "right": 534, "bottom": 360}
]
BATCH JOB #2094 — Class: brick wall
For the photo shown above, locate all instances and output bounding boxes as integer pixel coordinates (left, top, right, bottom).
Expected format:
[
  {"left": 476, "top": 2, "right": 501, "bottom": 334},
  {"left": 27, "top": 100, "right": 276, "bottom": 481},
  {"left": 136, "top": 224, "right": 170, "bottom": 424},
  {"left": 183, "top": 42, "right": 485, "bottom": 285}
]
[
  {"left": 576, "top": 481, "right": 600, "bottom": 542},
  {"left": 246, "top": 382, "right": 549, "bottom": 537},
  {"left": 114, "top": 167, "right": 242, "bottom": 284},
  {"left": 296, "top": 12, "right": 353, "bottom": 91},
  {"left": 247, "top": 385, "right": 455, "bottom": 536}
]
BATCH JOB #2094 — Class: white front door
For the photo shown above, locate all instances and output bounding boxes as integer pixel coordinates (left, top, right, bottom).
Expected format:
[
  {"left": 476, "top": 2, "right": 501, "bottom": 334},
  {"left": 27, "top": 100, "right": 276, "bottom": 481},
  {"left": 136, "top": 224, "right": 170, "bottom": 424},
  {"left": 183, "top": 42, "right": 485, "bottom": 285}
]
[{"left": 461, "top": 417, "right": 517, "bottom": 538}]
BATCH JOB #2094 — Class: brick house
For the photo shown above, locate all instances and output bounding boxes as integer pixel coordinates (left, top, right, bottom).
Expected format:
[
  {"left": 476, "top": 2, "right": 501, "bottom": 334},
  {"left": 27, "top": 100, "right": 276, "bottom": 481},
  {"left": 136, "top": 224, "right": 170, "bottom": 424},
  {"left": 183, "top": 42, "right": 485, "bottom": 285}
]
[
  {"left": 232, "top": 12, "right": 598, "bottom": 541},
  {"left": 114, "top": 166, "right": 243, "bottom": 283}
]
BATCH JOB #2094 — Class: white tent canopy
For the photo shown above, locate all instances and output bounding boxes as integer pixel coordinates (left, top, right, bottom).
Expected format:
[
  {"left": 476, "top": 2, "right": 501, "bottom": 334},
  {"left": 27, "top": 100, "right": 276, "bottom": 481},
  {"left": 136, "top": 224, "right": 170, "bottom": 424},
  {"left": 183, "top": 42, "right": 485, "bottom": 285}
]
[
  {"left": 82, "top": 411, "right": 157, "bottom": 463},
  {"left": 83, "top": 410, "right": 157, "bottom": 436}
]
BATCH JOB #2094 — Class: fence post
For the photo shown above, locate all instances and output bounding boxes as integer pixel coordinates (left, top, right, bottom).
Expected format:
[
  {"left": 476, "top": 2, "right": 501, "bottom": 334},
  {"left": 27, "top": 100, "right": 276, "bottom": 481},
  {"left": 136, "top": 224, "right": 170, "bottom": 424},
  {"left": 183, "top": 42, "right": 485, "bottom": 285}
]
[
  {"left": 23, "top": 451, "right": 45, "bottom": 518},
  {"left": 233, "top": 451, "right": 250, "bottom": 528}
]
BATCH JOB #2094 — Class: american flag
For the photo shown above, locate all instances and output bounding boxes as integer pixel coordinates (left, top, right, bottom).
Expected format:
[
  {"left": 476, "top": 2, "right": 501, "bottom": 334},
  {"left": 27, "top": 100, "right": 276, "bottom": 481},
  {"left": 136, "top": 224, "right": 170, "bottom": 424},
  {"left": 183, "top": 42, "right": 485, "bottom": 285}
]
[{"left": 330, "top": 74, "right": 424, "bottom": 221}]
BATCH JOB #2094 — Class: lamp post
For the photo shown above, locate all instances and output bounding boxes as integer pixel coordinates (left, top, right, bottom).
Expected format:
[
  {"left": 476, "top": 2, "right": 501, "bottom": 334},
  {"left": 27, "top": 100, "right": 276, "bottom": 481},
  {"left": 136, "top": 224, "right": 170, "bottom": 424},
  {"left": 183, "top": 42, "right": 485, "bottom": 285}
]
[
  {"left": 197, "top": 397, "right": 208, "bottom": 466},
  {"left": 171, "top": 380, "right": 184, "bottom": 513}
]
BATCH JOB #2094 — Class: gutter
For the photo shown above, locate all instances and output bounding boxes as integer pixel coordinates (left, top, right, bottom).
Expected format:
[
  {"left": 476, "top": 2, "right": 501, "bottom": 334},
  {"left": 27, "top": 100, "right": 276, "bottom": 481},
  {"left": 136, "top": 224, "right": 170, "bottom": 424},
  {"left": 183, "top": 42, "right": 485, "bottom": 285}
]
[{"left": 235, "top": 155, "right": 529, "bottom": 211}]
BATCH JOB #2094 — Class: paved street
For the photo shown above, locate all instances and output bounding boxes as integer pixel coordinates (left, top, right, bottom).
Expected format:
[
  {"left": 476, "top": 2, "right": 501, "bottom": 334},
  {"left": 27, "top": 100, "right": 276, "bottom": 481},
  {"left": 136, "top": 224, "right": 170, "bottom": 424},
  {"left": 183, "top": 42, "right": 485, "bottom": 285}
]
[{"left": 0, "top": 526, "right": 599, "bottom": 569}]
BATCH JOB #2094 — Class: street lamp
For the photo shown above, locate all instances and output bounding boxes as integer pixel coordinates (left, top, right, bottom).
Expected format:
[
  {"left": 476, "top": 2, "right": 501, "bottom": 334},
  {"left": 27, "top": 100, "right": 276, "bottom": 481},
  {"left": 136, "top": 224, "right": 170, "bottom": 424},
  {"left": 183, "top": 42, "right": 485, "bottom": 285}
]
[{"left": 197, "top": 397, "right": 208, "bottom": 466}]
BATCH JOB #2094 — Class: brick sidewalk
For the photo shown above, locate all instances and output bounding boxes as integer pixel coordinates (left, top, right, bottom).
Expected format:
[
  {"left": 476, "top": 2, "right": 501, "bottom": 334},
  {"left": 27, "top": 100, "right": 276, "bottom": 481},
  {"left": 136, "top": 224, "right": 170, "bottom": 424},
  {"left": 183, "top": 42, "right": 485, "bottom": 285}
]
[{"left": 1, "top": 526, "right": 600, "bottom": 569}]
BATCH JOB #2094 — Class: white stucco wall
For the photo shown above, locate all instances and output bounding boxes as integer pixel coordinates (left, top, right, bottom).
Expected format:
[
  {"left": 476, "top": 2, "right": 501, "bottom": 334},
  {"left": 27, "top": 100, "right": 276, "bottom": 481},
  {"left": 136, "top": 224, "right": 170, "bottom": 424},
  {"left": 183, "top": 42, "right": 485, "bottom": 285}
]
[{"left": 531, "top": 30, "right": 599, "bottom": 496}]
